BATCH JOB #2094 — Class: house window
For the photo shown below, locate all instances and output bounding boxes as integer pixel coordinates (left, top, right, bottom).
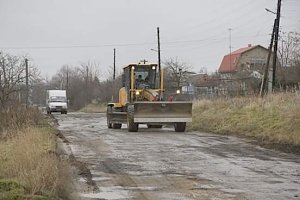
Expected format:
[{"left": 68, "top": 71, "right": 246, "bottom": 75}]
[
  {"left": 249, "top": 58, "right": 266, "bottom": 69},
  {"left": 233, "top": 57, "right": 237, "bottom": 64}
]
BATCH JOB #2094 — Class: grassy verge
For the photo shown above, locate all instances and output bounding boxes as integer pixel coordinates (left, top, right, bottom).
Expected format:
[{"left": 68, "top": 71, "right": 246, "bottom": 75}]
[
  {"left": 190, "top": 93, "right": 300, "bottom": 150},
  {"left": 0, "top": 107, "right": 73, "bottom": 199},
  {"left": 80, "top": 102, "right": 106, "bottom": 113}
]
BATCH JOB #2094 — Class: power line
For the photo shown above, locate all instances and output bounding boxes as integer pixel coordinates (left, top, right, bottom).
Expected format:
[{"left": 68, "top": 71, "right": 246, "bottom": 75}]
[
  {"left": 0, "top": 42, "right": 155, "bottom": 50},
  {"left": 163, "top": 33, "right": 269, "bottom": 49},
  {"left": 0, "top": 33, "right": 271, "bottom": 50}
]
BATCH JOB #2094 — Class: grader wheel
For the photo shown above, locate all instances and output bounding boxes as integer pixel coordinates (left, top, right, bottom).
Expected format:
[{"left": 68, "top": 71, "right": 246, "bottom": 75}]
[{"left": 174, "top": 122, "right": 186, "bottom": 132}]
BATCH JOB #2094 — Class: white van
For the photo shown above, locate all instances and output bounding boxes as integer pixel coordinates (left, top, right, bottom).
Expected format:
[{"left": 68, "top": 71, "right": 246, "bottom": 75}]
[{"left": 46, "top": 90, "right": 68, "bottom": 114}]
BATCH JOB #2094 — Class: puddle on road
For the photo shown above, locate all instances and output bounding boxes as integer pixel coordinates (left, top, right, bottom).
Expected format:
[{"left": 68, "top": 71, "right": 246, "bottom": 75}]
[
  {"left": 69, "top": 144, "right": 96, "bottom": 158},
  {"left": 92, "top": 176, "right": 112, "bottom": 182},
  {"left": 80, "top": 186, "right": 132, "bottom": 199},
  {"left": 79, "top": 176, "right": 112, "bottom": 182}
]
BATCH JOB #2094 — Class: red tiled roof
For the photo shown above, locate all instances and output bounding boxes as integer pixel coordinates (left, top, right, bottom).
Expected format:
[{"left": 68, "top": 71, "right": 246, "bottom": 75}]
[
  {"left": 218, "top": 45, "right": 258, "bottom": 73},
  {"left": 231, "top": 45, "right": 256, "bottom": 54}
]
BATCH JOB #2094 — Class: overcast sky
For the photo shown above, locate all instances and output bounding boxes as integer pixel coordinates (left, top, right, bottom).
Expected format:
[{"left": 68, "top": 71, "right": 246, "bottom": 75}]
[{"left": 0, "top": 0, "right": 299, "bottom": 79}]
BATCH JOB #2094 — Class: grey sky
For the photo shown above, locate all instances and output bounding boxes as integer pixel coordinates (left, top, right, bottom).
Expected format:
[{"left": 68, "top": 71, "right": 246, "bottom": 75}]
[{"left": 0, "top": 0, "right": 299, "bottom": 78}]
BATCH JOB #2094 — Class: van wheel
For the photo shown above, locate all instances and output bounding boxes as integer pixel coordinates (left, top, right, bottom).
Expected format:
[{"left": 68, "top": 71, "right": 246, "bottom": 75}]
[{"left": 174, "top": 122, "right": 186, "bottom": 132}]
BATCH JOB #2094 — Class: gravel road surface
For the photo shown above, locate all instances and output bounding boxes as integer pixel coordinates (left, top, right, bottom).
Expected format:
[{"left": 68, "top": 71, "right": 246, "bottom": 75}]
[{"left": 55, "top": 112, "right": 300, "bottom": 200}]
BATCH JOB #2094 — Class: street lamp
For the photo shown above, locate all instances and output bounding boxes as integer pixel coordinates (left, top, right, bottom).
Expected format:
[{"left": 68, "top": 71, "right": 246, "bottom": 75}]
[{"left": 265, "top": 8, "right": 276, "bottom": 15}]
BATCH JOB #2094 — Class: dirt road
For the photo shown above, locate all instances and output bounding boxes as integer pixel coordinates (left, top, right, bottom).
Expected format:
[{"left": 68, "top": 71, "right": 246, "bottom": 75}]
[{"left": 55, "top": 112, "right": 300, "bottom": 200}]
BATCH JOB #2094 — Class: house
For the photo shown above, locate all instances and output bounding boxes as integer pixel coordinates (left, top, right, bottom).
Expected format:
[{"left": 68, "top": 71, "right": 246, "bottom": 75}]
[
  {"left": 218, "top": 44, "right": 271, "bottom": 95},
  {"left": 219, "top": 44, "right": 269, "bottom": 75}
]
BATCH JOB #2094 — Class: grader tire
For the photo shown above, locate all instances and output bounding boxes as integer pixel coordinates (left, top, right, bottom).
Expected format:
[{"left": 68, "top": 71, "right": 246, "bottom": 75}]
[
  {"left": 127, "top": 105, "right": 138, "bottom": 132},
  {"left": 112, "top": 123, "right": 122, "bottom": 129},
  {"left": 174, "top": 122, "right": 186, "bottom": 132},
  {"left": 107, "top": 106, "right": 112, "bottom": 129},
  {"left": 128, "top": 120, "right": 138, "bottom": 132}
]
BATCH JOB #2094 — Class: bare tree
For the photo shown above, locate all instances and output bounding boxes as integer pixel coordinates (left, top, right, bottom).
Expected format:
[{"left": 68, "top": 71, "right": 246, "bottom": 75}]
[
  {"left": 277, "top": 32, "right": 300, "bottom": 87},
  {"left": 0, "top": 52, "right": 39, "bottom": 108},
  {"left": 163, "top": 58, "right": 192, "bottom": 95},
  {"left": 278, "top": 32, "right": 300, "bottom": 67},
  {"left": 31, "top": 78, "right": 46, "bottom": 106},
  {"left": 48, "top": 60, "right": 124, "bottom": 109},
  {"left": 48, "top": 61, "right": 105, "bottom": 109},
  {"left": 79, "top": 60, "right": 102, "bottom": 104}
]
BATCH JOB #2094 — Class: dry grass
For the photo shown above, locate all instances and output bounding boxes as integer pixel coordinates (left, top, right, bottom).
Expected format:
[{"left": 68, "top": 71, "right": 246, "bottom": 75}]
[
  {"left": 80, "top": 102, "right": 106, "bottom": 113},
  {"left": 0, "top": 127, "right": 59, "bottom": 199},
  {"left": 0, "top": 106, "right": 74, "bottom": 199},
  {"left": 0, "top": 106, "right": 42, "bottom": 138},
  {"left": 191, "top": 92, "right": 300, "bottom": 146}
]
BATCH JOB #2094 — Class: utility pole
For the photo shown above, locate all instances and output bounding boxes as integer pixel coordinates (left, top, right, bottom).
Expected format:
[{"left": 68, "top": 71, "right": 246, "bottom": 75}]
[
  {"left": 86, "top": 66, "right": 89, "bottom": 104},
  {"left": 0, "top": 53, "right": 3, "bottom": 90},
  {"left": 157, "top": 27, "right": 161, "bottom": 72},
  {"left": 157, "top": 27, "right": 162, "bottom": 97},
  {"left": 260, "top": 0, "right": 281, "bottom": 96},
  {"left": 272, "top": 0, "right": 282, "bottom": 90},
  {"left": 25, "top": 58, "right": 29, "bottom": 108},
  {"left": 113, "top": 48, "right": 116, "bottom": 80},
  {"left": 260, "top": 19, "right": 276, "bottom": 97},
  {"left": 66, "top": 66, "right": 69, "bottom": 91},
  {"left": 228, "top": 28, "right": 232, "bottom": 71}
]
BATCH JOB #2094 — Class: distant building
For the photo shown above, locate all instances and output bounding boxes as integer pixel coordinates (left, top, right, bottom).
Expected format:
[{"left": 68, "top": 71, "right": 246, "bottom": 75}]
[
  {"left": 185, "top": 73, "right": 221, "bottom": 98},
  {"left": 218, "top": 44, "right": 271, "bottom": 95},
  {"left": 219, "top": 44, "right": 269, "bottom": 74}
]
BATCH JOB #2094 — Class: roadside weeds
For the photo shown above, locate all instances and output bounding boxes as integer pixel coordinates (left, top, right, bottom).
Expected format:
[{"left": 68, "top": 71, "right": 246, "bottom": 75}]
[
  {"left": 190, "top": 92, "right": 300, "bottom": 154},
  {"left": 0, "top": 107, "right": 76, "bottom": 200}
]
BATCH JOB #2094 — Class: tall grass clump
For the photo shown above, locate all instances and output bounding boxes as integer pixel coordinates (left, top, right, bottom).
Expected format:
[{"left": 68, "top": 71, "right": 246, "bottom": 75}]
[
  {"left": 0, "top": 127, "right": 59, "bottom": 199},
  {"left": 0, "top": 106, "right": 42, "bottom": 138},
  {"left": 0, "top": 105, "right": 73, "bottom": 199},
  {"left": 191, "top": 92, "right": 300, "bottom": 146}
]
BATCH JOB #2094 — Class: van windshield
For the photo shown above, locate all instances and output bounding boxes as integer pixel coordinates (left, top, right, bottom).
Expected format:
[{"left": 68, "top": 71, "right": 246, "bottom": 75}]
[{"left": 49, "top": 96, "right": 66, "bottom": 102}]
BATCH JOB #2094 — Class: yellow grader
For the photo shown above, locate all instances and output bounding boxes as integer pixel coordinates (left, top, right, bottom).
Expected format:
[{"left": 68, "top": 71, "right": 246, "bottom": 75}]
[{"left": 106, "top": 61, "right": 192, "bottom": 132}]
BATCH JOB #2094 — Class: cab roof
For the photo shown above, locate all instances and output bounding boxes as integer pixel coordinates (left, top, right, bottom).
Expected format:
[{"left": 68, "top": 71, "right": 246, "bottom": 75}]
[{"left": 123, "top": 61, "right": 157, "bottom": 69}]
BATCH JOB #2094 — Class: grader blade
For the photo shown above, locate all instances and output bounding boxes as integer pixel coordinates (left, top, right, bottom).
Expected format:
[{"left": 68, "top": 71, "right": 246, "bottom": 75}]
[{"left": 133, "top": 101, "right": 192, "bottom": 123}]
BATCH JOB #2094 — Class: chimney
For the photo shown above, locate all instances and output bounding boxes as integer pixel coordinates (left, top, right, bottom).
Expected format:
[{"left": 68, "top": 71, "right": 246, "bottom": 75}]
[{"left": 248, "top": 44, "right": 252, "bottom": 47}]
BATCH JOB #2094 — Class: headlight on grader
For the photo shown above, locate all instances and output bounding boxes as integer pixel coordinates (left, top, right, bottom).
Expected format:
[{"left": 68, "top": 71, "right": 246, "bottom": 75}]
[
  {"left": 176, "top": 89, "right": 181, "bottom": 94},
  {"left": 135, "top": 90, "right": 140, "bottom": 95}
]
